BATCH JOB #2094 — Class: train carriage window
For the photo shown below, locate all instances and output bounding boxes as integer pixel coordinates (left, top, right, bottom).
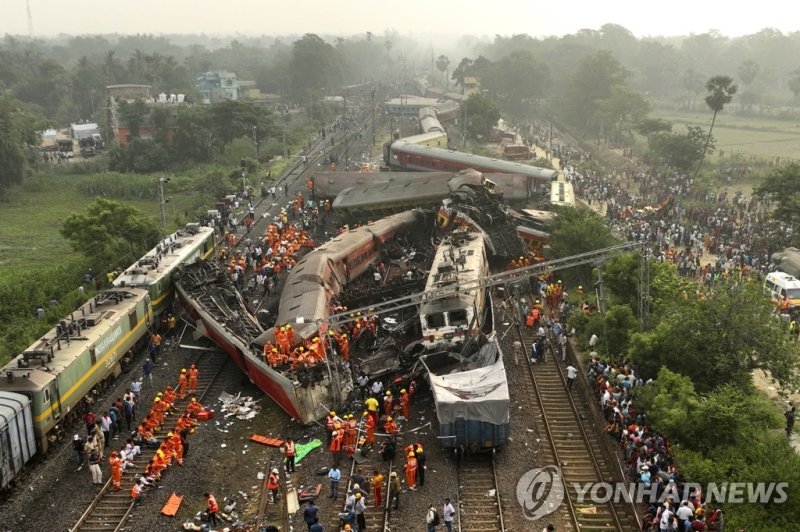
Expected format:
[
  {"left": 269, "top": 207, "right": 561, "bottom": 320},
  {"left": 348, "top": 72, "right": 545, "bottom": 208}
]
[
  {"left": 448, "top": 310, "right": 468, "bottom": 326},
  {"left": 90, "top": 347, "right": 97, "bottom": 366},
  {"left": 43, "top": 388, "right": 50, "bottom": 404},
  {"left": 426, "top": 313, "right": 445, "bottom": 329},
  {"left": 128, "top": 309, "right": 138, "bottom": 329}
]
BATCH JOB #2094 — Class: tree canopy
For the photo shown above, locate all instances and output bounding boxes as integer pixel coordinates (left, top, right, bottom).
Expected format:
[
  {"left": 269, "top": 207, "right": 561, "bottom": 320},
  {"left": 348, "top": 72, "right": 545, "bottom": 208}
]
[
  {"left": 60, "top": 198, "right": 160, "bottom": 269},
  {"left": 627, "top": 281, "right": 796, "bottom": 393},
  {"left": 0, "top": 96, "right": 43, "bottom": 198},
  {"left": 754, "top": 163, "right": 800, "bottom": 228}
]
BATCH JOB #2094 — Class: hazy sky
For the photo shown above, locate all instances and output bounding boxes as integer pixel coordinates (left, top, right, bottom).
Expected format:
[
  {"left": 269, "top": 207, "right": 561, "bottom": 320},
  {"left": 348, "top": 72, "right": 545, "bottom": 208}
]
[{"left": 3, "top": 0, "right": 797, "bottom": 38}]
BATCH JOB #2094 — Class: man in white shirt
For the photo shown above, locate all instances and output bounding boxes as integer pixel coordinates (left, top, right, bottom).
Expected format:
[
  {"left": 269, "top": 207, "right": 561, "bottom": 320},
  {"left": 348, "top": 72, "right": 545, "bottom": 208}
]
[
  {"left": 566, "top": 364, "right": 578, "bottom": 390},
  {"left": 442, "top": 498, "right": 455, "bottom": 532}
]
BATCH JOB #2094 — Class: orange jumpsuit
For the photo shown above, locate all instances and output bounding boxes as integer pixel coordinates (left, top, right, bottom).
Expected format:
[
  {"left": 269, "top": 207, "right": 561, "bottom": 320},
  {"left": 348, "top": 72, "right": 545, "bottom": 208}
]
[
  {"left": 109, "top": 454, "right": 123, "bottom": 488},
  {"left": 343, "top": 421, "right": 357, "bottom": 458},
  {"left": 188, "top": 368, "right": 199, "bottom": 394},
  {"left": 400, "top": 393, "right": 410, "bottom": 419},
  {"left": 405, "top": 455, "right": 418, "bottom": 489},
  {"left": 384, "top": 395, "right": 393, "bottom": 416},
  {"left": 178, "top": 373, "right": 188, "bottom": 398},
  {"left": 364, "top": 414, "right": 376, "bottom": 446},
  {"left": 384, "top": 419, "right": 398, "bottom": 435},
  {"left": 170, "top": 433, "right": 184, "bottom": 465},
  {"left": 187, "top": 401, "right": 203, "bottom": 417},
  {"left": 337, "top": 335, "right": 350, "bottom": 362}
]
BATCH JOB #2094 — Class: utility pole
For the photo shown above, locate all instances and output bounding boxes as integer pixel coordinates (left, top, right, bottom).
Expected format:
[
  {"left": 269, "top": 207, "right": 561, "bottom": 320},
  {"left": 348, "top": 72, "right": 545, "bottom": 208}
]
[
  {"left": 158, "top": 176, "right": 170, "bottom": 234},
  {"left": 282, "top": 108, "right": 288, "bottom": 159},
  {"left": 343, "top": 92, "right": 349, "bottom": 170}
]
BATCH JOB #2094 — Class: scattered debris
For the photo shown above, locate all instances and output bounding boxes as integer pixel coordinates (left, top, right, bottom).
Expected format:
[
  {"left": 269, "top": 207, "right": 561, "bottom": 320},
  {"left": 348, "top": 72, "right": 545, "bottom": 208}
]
[{"left": 218, "top": 391, "right": 262, "bottom": 420}]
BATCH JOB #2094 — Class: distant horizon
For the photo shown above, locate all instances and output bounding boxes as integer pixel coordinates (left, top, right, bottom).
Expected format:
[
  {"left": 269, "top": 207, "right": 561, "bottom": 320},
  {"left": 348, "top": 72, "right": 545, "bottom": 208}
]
[{"left": 3, "top": 0, "right": 800, "bottom": 41}]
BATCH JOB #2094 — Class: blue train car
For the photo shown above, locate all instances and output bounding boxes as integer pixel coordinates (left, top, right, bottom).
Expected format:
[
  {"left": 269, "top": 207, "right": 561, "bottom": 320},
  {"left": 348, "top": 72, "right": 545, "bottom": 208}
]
[{"left": 422, "top": 335, "right": 510, "bottom": 451}]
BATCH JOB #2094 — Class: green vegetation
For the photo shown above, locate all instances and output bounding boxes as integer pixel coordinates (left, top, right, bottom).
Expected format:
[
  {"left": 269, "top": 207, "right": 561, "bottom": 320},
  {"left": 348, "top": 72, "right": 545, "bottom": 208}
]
[{"left": 566, "top": 249, "right": 800, "bottom": 526}]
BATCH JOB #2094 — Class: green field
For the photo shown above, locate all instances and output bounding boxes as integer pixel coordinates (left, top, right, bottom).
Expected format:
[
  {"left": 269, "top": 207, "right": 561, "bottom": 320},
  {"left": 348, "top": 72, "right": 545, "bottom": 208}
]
[
  {"left": 0, "top": 175, "right": 197, "bottom": 271},
  {"left": 651, "top": 108, "right": 800, "bottom": 161}
]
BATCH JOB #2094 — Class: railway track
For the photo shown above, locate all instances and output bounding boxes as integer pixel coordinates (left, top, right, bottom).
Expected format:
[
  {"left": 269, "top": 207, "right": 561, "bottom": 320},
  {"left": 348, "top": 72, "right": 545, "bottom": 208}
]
[
  {"left": 72, "top": 350, "right": 228, "bottom": 532},
  {"left": 516, "top": 323, "right": 640, "bottom": 531},
  {"left": 317, "top": 420, "right": 396, "bottom": 532},
  {"left": 456, "top": 452, "right": 505, "bottom": 532},
  {"left": 255, "top": 450, "right": 291, "bottom": 531}
]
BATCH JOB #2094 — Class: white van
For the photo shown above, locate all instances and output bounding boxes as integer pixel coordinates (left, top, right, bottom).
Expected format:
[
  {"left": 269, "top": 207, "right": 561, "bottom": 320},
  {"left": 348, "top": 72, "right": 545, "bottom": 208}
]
[{"left": 764, "top": 271, "right": 800, "bottom": 307}]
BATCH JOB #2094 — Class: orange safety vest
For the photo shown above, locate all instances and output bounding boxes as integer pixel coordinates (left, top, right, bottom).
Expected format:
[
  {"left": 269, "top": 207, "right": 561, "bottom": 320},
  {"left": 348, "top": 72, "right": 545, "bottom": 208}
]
[
  {"left": 330, "top": 432, "right": 343, "bottom": 452},
  {"left": 285, "top": 441, "right": 295, "bottom": 457},
  {"left": 207, "top": 495, "right": 219, "bottom": 513},
  {"left": 268, "top": 473, "right": 280, "bottom": 490}
]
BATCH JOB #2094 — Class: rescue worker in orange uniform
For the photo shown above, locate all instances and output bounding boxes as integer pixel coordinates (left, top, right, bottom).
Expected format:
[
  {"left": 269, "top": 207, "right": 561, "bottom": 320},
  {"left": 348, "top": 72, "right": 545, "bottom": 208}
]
[
  {"left": 337, "top": 332, "right": 350, "bottom": 362},
  {"left": 324, "top": 410, "right": 340, "bottom": 446},
  {"left": 163, "top": 385, "right": 177, "bottom": 405},
  {"left": 109, "top": 450, "right": 123, "bottom": 489},
  {"left": 178, "top": 368, "right": 188, "bottom": 399},
  {"left": 151, "top": 397, "right": 166, "bottom": 427},
  {"left": 383, "top": 416, "right": 398, "bottom": 436},
  {"left": 404, "top": 451, "right": 418, "bottom": 490},
  {"left": 187, "top": 365, "right": 199, "bottom": 395},
  {"left": 372, "top": 469, "right": 384, "bottom": 508},
  {"left": 169, "top": 431, "right": 184, "bottom": 465},
  {"left": 285, "top": 324, "right": 296, "bottom": 347},
  {"left": 400, "top": 389, "right": 410, "bottom": 420},
  {"left": 186, "top": 397, "right": 203, "bottom": 417},
  {"left": 383, "top": 391, "right": 393, "bottom": 416},
  {"left": 343, "top": 414, "right": 357, "bottom": 458},
  {"left": 363, "top": 411, "right": 376, "bottom": 447},
  {"left": 330, "top": 429, "right": 343, "bottom": 467},
  {"left": 267, "top": 468, "right": 281, "bottom": 503}
]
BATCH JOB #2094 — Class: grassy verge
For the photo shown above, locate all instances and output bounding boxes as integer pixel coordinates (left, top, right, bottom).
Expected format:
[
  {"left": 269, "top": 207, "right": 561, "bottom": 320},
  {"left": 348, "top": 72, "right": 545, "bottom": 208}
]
[{"left": 651, "top": 108, "right": 800, "bottom": 160}]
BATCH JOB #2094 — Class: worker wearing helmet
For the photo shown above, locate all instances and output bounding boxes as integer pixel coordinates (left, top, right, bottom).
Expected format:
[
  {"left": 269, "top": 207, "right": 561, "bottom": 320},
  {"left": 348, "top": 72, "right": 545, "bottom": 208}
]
[
  {"left": 400, "top": 388, "right": 410, "bottom": 420},
  {"left": 383, "top": 416, "right": 398, "bottom": 436},
  {"left": 188, "top": 365, "right": 199, "bottom": 395},
  {"left": 384, "top": 391, "right": 393, "bottom": 416},
  {"left": 330, "top": 429, "right": 343, "bottom": 467},
  {"left": 404, "top": 451, "right": 418, "bottom": 490},
  {"left": 267, "top": 468, "right": 281, "bottom": 503},
  {"left": 363, "top": 410, "right": 376, "bottom": 447},
  {"left": 178, "top": 369, "right": 188, "bottom": 399},
  {"left": 415, "top": 445, "right": 427, "bottom": 487}
]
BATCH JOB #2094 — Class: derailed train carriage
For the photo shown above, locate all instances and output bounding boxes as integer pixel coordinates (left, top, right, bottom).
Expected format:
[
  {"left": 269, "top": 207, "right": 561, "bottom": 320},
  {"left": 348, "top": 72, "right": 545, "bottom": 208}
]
[{"left": 418, "top": 230, "right": 509, "bottom": 450}]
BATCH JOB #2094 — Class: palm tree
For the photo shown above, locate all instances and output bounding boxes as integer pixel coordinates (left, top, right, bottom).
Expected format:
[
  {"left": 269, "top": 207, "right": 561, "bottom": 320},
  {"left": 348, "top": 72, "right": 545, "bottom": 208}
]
[
  {"left": 436, "top": 55, "right": 450, "bottom": 89},
  {"left": 693, "top": 75, "right": 737, "bottom": 179}
]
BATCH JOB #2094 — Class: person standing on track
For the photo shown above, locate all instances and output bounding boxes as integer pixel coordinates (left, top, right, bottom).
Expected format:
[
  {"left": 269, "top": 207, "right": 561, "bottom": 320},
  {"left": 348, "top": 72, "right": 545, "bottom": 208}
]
[
  {"left": 205, "top": 492, "right": 219, "bottom": 527},
  {"left": 143, "top": 360, "right": 153, "bottom": 387},
  {"left": 284, "top": 436, "right": 296, "bottom": 473},
  {"left": 188, "top": 364, "right": 199, "bottom": 395},
  {"left": 267, "top": 468, "right": 281, "bottom": 503},
  {"left": 372, "top": 469, "right": 384, "bottom": 508},
  {"left": 178, "top": 368, "right": 188, "bottom": 399},
  {"left": 109, "top": 450, "right": 123, "bottom": 489},
  {"left": 88, "top": 448, "right": 103, "bottom": 485},
  {"left": 443, "top": 498, "right": 455, "bottom": 532},
  {"left": 328, "top": 465, "right": 341, "bottom": 499},
  {"left": 405, "top": 451, "right": 418, "bottom": 490},
  {"left": 566, "top": 364, "right": 578, "bottom": 390}
]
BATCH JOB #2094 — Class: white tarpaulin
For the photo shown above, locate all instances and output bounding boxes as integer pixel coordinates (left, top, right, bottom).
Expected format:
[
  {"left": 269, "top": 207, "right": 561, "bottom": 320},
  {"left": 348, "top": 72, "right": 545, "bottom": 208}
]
[{"left": 425, "top": 346, "right": 510, "bottom": 426}]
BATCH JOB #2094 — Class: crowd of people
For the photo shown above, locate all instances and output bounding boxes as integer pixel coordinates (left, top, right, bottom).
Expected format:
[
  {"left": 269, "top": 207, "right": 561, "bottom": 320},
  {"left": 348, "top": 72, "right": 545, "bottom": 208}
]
[
  {"left": 128, "top": 365, "right": 208, "bottom": 504},
  {"left": 587, "top": 355, "right": 725, "bottom": 531}
]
